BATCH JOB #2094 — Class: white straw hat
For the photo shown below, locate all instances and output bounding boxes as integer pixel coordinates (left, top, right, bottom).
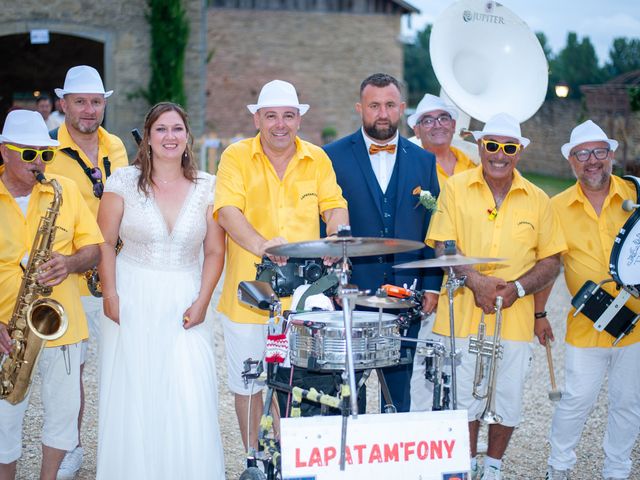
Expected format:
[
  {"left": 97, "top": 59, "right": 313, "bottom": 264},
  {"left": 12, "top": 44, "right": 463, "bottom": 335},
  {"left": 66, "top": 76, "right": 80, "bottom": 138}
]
[
  {"left": 55, "top": 65, "right": 113, "bottom": 98},
  {"left": 561, "top": 120, "right": 619, "bottom": 159},
  {"left": 471, "top": 112, "right": 530, "bottom": 148},
  {"left": 0, "top": 110, "right": 59, "bottom": 147},
  {"left": 247, "top": 80, "right": 309, "bottom": 115},
  {"left": 407, "top": 94, "right": 459, "bottom": 128}
]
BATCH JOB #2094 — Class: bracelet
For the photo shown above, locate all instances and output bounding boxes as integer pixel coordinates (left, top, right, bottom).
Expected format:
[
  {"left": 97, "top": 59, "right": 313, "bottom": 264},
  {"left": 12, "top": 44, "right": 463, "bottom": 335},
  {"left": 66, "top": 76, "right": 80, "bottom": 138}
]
[
  {"left": 102, "top": 294, "right": 118, "bottom": 300},
  {"left": 534, "top": 311, "right": 547, "bottom": 319}
]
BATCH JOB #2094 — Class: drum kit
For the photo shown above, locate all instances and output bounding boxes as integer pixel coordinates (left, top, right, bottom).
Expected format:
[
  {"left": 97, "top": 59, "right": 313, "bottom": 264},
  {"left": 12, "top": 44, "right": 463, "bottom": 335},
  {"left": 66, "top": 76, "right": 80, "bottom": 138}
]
[{"left": 262, "top": 227, "right": 506, "bottom": 418}]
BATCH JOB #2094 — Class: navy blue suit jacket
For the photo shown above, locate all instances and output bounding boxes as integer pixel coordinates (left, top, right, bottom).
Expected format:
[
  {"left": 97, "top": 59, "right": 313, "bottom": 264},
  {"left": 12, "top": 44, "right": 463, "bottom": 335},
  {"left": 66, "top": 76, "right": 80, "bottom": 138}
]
[{"left": 323, "top": 131, "right": 443, "bottom": 294}]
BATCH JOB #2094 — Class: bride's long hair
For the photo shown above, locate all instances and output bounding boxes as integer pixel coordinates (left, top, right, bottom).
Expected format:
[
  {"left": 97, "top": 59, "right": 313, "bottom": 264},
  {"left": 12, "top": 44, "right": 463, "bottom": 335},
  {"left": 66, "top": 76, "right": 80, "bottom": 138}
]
[{"left": 133, "top": 102, "right": 198, "bottom": 195}]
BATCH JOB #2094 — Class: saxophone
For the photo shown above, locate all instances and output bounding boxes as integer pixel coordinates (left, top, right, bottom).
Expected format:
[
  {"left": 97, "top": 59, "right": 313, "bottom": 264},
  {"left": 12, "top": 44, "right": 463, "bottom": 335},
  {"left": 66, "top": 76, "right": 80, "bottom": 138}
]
[{"left": 0, "top": 171, "right": 69, "bottom": 405}]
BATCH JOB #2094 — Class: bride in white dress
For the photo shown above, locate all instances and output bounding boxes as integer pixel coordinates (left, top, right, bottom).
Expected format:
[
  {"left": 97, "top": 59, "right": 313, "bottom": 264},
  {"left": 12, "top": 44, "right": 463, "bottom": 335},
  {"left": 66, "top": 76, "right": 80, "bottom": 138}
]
[{"left": 96, "top": 102, "right": 225, "bottom": 479}]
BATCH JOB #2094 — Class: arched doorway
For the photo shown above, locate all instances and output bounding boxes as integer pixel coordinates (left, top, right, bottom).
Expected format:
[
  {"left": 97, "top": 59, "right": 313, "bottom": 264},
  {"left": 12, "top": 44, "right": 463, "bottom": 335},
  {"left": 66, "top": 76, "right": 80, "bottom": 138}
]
[{"left": 0, "top": 32, "right": 104, "bottom": 127}]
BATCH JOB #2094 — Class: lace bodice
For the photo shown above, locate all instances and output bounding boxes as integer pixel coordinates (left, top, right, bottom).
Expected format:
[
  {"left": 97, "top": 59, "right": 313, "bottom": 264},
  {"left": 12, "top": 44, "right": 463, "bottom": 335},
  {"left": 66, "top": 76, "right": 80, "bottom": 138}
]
[{"left": 104, "top": 166, "right": 215, "bottom": 269}]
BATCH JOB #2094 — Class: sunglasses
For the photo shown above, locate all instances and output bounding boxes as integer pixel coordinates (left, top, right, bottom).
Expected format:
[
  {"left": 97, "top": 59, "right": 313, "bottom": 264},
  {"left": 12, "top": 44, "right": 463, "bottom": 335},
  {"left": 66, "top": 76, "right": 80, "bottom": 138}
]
[
  {"left": 5, "top": 144, "right": 56, "bottom": 163},
  {"left": 571, "top": 147, "right": 610, "bottom": 163},
  {"left": 482, "top": 139, "right": 522, "bottom": 156},
  {"left": 90, "top": 168, "right": 104, "bottom": 198},
  {"left": 417, "top": 114, "right": 453, "bottom": 129}
]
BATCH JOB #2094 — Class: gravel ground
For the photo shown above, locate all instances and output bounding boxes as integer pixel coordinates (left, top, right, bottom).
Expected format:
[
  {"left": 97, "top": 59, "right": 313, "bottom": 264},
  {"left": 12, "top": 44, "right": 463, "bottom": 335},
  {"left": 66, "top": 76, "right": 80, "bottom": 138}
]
[{"left": 16, "top": 276, "right": 640, "bottom": 479}]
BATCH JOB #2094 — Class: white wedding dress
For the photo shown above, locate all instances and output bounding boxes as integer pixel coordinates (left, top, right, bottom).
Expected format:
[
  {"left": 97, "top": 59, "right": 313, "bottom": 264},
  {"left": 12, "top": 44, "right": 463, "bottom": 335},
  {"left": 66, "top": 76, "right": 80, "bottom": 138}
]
[{"left": 97, "top": 166, "right": 225, "bottom": 479}]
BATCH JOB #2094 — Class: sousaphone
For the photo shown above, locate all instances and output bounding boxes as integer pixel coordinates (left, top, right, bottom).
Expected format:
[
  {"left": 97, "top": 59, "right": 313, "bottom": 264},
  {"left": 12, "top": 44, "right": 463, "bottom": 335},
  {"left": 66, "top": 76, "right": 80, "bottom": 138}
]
[{"left": 430, "top": 0, "right": 548, "bottom": 124}]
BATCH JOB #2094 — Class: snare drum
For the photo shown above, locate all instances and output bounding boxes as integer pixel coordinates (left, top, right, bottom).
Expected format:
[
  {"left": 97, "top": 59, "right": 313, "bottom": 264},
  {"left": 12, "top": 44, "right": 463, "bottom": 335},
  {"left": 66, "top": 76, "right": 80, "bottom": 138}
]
[
  {"left": 610, "top": 175, "right": 640, "bottom": 287},
  {"left": 288, "top": 311, "right": 400, "bottom": 371}
]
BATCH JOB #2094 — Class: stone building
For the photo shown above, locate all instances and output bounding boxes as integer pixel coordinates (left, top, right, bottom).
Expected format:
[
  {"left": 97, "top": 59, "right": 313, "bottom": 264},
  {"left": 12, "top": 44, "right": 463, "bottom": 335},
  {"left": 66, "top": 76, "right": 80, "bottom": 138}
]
[
  {"left": 206, "top": 0, "right": 417, "bottom": 146},
  {"left": 0, "top": 0, "right": 414, "bottom": 158},
  {"left": 0, "top": 0, "right": 207, "bottom": 154}
]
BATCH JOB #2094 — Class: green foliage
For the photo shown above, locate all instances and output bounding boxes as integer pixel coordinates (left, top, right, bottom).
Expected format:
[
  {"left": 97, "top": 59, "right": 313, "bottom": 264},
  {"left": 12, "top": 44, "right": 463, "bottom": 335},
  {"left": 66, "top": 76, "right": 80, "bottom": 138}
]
[
  {"left": 605, "top": 38, "right": 640, "bottom": 77},
  {"left": 144, "top": 0, "right": 189, "bottom": 106},
  {"left": 629, "top": 86, "right": 640, "bottom": 112},
  {"left": 536, "top": 32, "right": 559, "bottom": 100},
  {"left": 521, "top": 172, "right": 575, "bottom": 196},
  {"left": 403, "top": 25, "right": 440, "bottom": 107},
  {"left": 554, "top": 32, "right": 604, "bottom": 98}
]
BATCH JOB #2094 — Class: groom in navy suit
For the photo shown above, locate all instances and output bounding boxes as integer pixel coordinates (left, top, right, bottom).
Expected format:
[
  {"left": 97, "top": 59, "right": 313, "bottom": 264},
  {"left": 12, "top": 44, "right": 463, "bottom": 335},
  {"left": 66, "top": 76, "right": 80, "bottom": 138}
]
[{"left": 323, "top": 73, "right": 442, "bottom": 413}]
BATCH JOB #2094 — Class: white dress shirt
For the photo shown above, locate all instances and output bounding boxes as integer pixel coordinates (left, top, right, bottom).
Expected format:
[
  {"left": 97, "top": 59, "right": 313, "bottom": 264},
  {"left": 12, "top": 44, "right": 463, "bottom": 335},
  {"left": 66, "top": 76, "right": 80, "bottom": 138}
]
[{"left": 361, "top": 128, "right": 399, "bottom": 193}]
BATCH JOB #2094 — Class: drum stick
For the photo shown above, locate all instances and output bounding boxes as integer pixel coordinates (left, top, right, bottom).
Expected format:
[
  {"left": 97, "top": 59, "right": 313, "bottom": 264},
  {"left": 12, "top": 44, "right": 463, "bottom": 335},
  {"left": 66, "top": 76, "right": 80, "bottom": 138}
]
[{"left": 545, "top": 336, "right": 562, "bottom": 401}]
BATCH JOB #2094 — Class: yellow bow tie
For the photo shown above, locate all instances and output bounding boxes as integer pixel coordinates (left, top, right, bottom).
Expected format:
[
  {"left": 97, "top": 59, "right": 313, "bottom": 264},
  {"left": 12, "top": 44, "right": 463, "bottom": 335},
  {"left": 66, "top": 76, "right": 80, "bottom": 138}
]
[{"left": 369, "top": 143, "right": 396, "bottom": 155}]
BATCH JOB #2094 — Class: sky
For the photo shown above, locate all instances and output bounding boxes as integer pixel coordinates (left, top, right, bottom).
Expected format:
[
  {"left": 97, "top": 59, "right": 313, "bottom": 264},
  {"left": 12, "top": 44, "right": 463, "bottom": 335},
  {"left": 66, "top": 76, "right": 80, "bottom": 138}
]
[{"left": 402, "top": 0, "right": 640, "bottom": 65}]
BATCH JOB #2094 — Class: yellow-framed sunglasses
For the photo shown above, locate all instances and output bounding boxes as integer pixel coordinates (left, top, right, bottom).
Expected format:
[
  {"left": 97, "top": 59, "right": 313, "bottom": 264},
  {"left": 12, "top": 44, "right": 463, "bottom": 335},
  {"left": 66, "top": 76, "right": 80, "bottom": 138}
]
[
  {"left": 4, "top": 144, "right": 57, "bottom": 163},
  {"left": 481, "top": 139, "right": 522, "bottom": 156}
]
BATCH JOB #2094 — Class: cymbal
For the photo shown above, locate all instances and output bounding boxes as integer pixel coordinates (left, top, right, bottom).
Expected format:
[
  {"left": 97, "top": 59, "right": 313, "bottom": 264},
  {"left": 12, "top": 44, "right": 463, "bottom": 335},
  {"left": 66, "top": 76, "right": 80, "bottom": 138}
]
[
  {"left": 393, "top": 254, "right": 506, "bottom": 269},
  {"left": 265, "top": 237, "right": 425, "bottom": 258},
  {"left": 354, "top": 295, "right": 416, "bottom": 309}
]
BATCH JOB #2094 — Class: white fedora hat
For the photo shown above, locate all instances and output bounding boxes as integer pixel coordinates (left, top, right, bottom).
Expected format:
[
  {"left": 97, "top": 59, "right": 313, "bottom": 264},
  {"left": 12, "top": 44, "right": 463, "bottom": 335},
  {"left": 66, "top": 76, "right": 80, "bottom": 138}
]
[
  {"left": 561, "top": 120, "right": 619, "bottom": 159},
  {"left": 55, "top": 65, "right": 113, "bottom": 98},
  {"left": 471, "top": 112, "right": 530, "bottom": 148},
  {"left": 0, "top": 110, "right": 59, "bottom": 147},
  {"left": 407, "top": 94, "right": 459, "bottom": 128},
  {"left": 247, "top": 80, "right": 309, "bottom": 115}
]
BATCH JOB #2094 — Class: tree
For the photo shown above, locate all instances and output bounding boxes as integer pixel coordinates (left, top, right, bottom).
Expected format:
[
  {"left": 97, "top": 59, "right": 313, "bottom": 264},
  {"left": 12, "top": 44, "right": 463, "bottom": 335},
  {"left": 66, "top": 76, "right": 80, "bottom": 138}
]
[
  {"left": 536, "top": 31, "right": 558, "bottom": 99},
  {"left": 403, "top": 24, "right": 440, "bottom": 107},
  {"left": 605, "top": 37, "right": 640, "bottom": 77},
  {"left": 554, "top": 32, "right": 604, "bottom": 98},
  {"left": 145, "top": 0, "right": 189, "bottom": 106}
]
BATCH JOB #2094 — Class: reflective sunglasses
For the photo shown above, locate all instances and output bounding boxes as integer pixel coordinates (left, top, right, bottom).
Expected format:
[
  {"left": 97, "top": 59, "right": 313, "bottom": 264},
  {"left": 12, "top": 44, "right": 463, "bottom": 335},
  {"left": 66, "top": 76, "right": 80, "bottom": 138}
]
[
  {"left": 90, "top": 168, "right": 104, "bottom": 198},
  {"left": 417, "top": 114, "right": 453, "bottom": 129},
  {"left": 482, "top": 139, "right": 522, "bottom": 156},
  {"left": 5, "top": 144, "right": 56, "bottom": 163},
  {"left": 571, "top": 147, "right": 610, "bottom": 163}
]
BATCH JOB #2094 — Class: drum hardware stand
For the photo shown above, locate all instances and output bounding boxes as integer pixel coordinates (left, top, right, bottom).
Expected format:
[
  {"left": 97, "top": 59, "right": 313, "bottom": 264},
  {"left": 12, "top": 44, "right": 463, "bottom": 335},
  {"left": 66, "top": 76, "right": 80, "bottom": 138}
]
[{"left": 443, "top": 240, "right": 466, "bottom": 410}]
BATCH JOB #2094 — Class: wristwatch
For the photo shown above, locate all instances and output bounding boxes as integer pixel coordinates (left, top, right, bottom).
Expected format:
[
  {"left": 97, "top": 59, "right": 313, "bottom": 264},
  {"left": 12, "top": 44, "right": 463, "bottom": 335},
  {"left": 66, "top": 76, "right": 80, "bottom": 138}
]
[{"left": 513, "top": 280, "right": 526, "bottom": 298}]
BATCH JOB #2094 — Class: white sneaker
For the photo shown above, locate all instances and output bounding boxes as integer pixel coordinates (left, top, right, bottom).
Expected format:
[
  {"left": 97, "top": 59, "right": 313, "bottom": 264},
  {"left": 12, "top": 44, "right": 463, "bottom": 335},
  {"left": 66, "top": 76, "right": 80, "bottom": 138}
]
[
  {"left": 56, "top": 446, "right": 83, "bottom": 480},
  {"left": 546, "top": 466, "right": 570, "bottom": 480},
  {"left": 471, "top": 463, "right": 484, "bottom": 480},
  {"left": 481, "top": 465, "right": 502, "bottom": 480}
]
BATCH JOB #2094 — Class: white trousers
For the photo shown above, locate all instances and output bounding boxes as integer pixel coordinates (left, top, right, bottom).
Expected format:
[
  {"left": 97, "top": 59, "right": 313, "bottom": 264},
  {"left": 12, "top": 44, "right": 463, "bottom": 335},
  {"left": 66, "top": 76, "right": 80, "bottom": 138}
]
[
  {"left": 548, "top": 343, "right": 640, "bottom": 478},
  {"left": 80, "top": 295, "right": 103, "bottom": 363}
]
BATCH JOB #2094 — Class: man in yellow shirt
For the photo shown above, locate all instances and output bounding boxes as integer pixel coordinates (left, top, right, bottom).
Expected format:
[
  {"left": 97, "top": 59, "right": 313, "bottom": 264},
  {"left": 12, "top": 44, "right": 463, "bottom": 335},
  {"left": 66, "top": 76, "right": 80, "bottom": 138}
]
[
  {"left": 537, "top": 121, "right": 640, "bottom": 480},
  {"left": 46, "top": 65, "right": 128, "bottom": 477},
  {"left": 214, "top": 80, "right": 348, "bottom": 451},
  {"left": 426, "top": 113, "right": 566, "bottom": 480},
  {"left": 0, "top": 110, "right": 103, "bottom": 480},
  {"left": 407, "top": 93, "right": 477, "bottom": 413},
  {"left": 408, "top": 93, "right": 476, "bottom": 188}
]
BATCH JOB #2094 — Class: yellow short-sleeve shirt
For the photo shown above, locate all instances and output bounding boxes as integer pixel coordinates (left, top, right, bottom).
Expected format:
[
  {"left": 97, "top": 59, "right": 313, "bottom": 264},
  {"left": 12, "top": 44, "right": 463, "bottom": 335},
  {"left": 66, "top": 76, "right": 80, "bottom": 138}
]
[
  {"left": 551, "top": 176, "right": 640, "bottom": 347},
  {"left": 435, "top": 145, "right": 476, "bottom": 189},
  {"left": 214, "top": 134, "right": 347, "bottom": 324},
  {"left": 427, "top": 166, "right": 567, "bottom": 341},
  {"left": 0, "top": 174, "right": 104, "bottom": 347},
  {"left": 46, "top": 123, "right": 128, "bottom": 296}
]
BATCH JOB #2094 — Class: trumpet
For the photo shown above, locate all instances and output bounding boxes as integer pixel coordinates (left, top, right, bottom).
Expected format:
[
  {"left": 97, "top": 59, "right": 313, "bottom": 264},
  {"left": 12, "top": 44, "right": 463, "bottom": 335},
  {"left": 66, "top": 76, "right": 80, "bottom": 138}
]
[{"left": 468, "top": 296, "right": 504, "bottom": 424}]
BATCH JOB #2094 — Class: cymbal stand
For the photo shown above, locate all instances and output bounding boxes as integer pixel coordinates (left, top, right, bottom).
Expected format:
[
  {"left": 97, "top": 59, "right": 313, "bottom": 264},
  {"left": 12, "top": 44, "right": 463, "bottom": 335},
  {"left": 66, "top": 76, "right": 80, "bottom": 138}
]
[{"left": 445, "top": 265, "right": 465, "bottom": 410}]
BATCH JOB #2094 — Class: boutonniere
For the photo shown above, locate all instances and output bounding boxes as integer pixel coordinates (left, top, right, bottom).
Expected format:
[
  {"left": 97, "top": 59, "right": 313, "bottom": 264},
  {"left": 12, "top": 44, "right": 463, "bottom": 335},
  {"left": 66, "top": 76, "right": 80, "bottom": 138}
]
[
  {"left": 412, "top": 186, "right": 438, "bottom": 211},
  {"left": 487, "top": 207, "right": 498, "bottom": 220}
]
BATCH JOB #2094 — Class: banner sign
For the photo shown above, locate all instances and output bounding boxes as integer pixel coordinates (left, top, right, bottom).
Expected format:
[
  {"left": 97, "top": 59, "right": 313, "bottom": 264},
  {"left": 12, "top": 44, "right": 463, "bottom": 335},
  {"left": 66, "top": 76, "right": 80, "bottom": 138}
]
[{"left": 281, "top": 410, "right": 470, "bottom": 479}]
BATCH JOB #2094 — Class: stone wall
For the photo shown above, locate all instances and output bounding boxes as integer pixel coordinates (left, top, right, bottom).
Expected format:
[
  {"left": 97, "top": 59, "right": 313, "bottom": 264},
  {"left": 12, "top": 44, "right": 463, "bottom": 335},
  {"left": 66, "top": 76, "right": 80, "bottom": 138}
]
[
  {"left": 0, "top": 0, "right": 206, "bottom": 155},
  {"left": 519, "top": 99, "right": 640, "bottom": 179},
  {"left": 206, "top": 9, "right": 404, "bottom": 146}
]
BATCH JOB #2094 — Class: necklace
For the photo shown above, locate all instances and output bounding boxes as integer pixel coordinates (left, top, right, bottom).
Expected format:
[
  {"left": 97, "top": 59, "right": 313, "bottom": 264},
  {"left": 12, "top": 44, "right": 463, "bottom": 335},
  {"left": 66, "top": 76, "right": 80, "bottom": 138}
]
[{"left": 154, "top": 175, "right": 182, "bottom": 185}]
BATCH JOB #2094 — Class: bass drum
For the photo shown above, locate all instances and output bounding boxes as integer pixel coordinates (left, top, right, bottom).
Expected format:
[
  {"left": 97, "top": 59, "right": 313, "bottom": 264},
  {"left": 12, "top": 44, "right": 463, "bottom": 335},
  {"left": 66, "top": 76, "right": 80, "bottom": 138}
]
[
  {"left": 288, "top": 311, "right": 400, "bottom": 371},
  {"left": 609, "top": 175, "right": 640, "bottom": 287}
]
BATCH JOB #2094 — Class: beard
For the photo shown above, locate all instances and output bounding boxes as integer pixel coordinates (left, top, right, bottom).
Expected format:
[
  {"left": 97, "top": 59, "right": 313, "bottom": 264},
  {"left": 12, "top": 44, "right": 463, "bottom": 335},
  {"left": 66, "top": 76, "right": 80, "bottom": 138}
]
[
  {"left": 572, "top": 162, "right": 612, "bottom": 191},
  {"left": 363, "top": 120, "right": 398, "bottom": 142},
  {"left": 69, "top": 116, "right": 102, "bottom": 134}
]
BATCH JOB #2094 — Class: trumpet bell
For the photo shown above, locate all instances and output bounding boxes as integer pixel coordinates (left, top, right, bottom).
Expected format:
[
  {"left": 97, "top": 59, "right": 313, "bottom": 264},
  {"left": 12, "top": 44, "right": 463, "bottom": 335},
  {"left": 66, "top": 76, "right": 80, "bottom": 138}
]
[{"left": 430, "top": 0, "right": 548, "bottom": 122}]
